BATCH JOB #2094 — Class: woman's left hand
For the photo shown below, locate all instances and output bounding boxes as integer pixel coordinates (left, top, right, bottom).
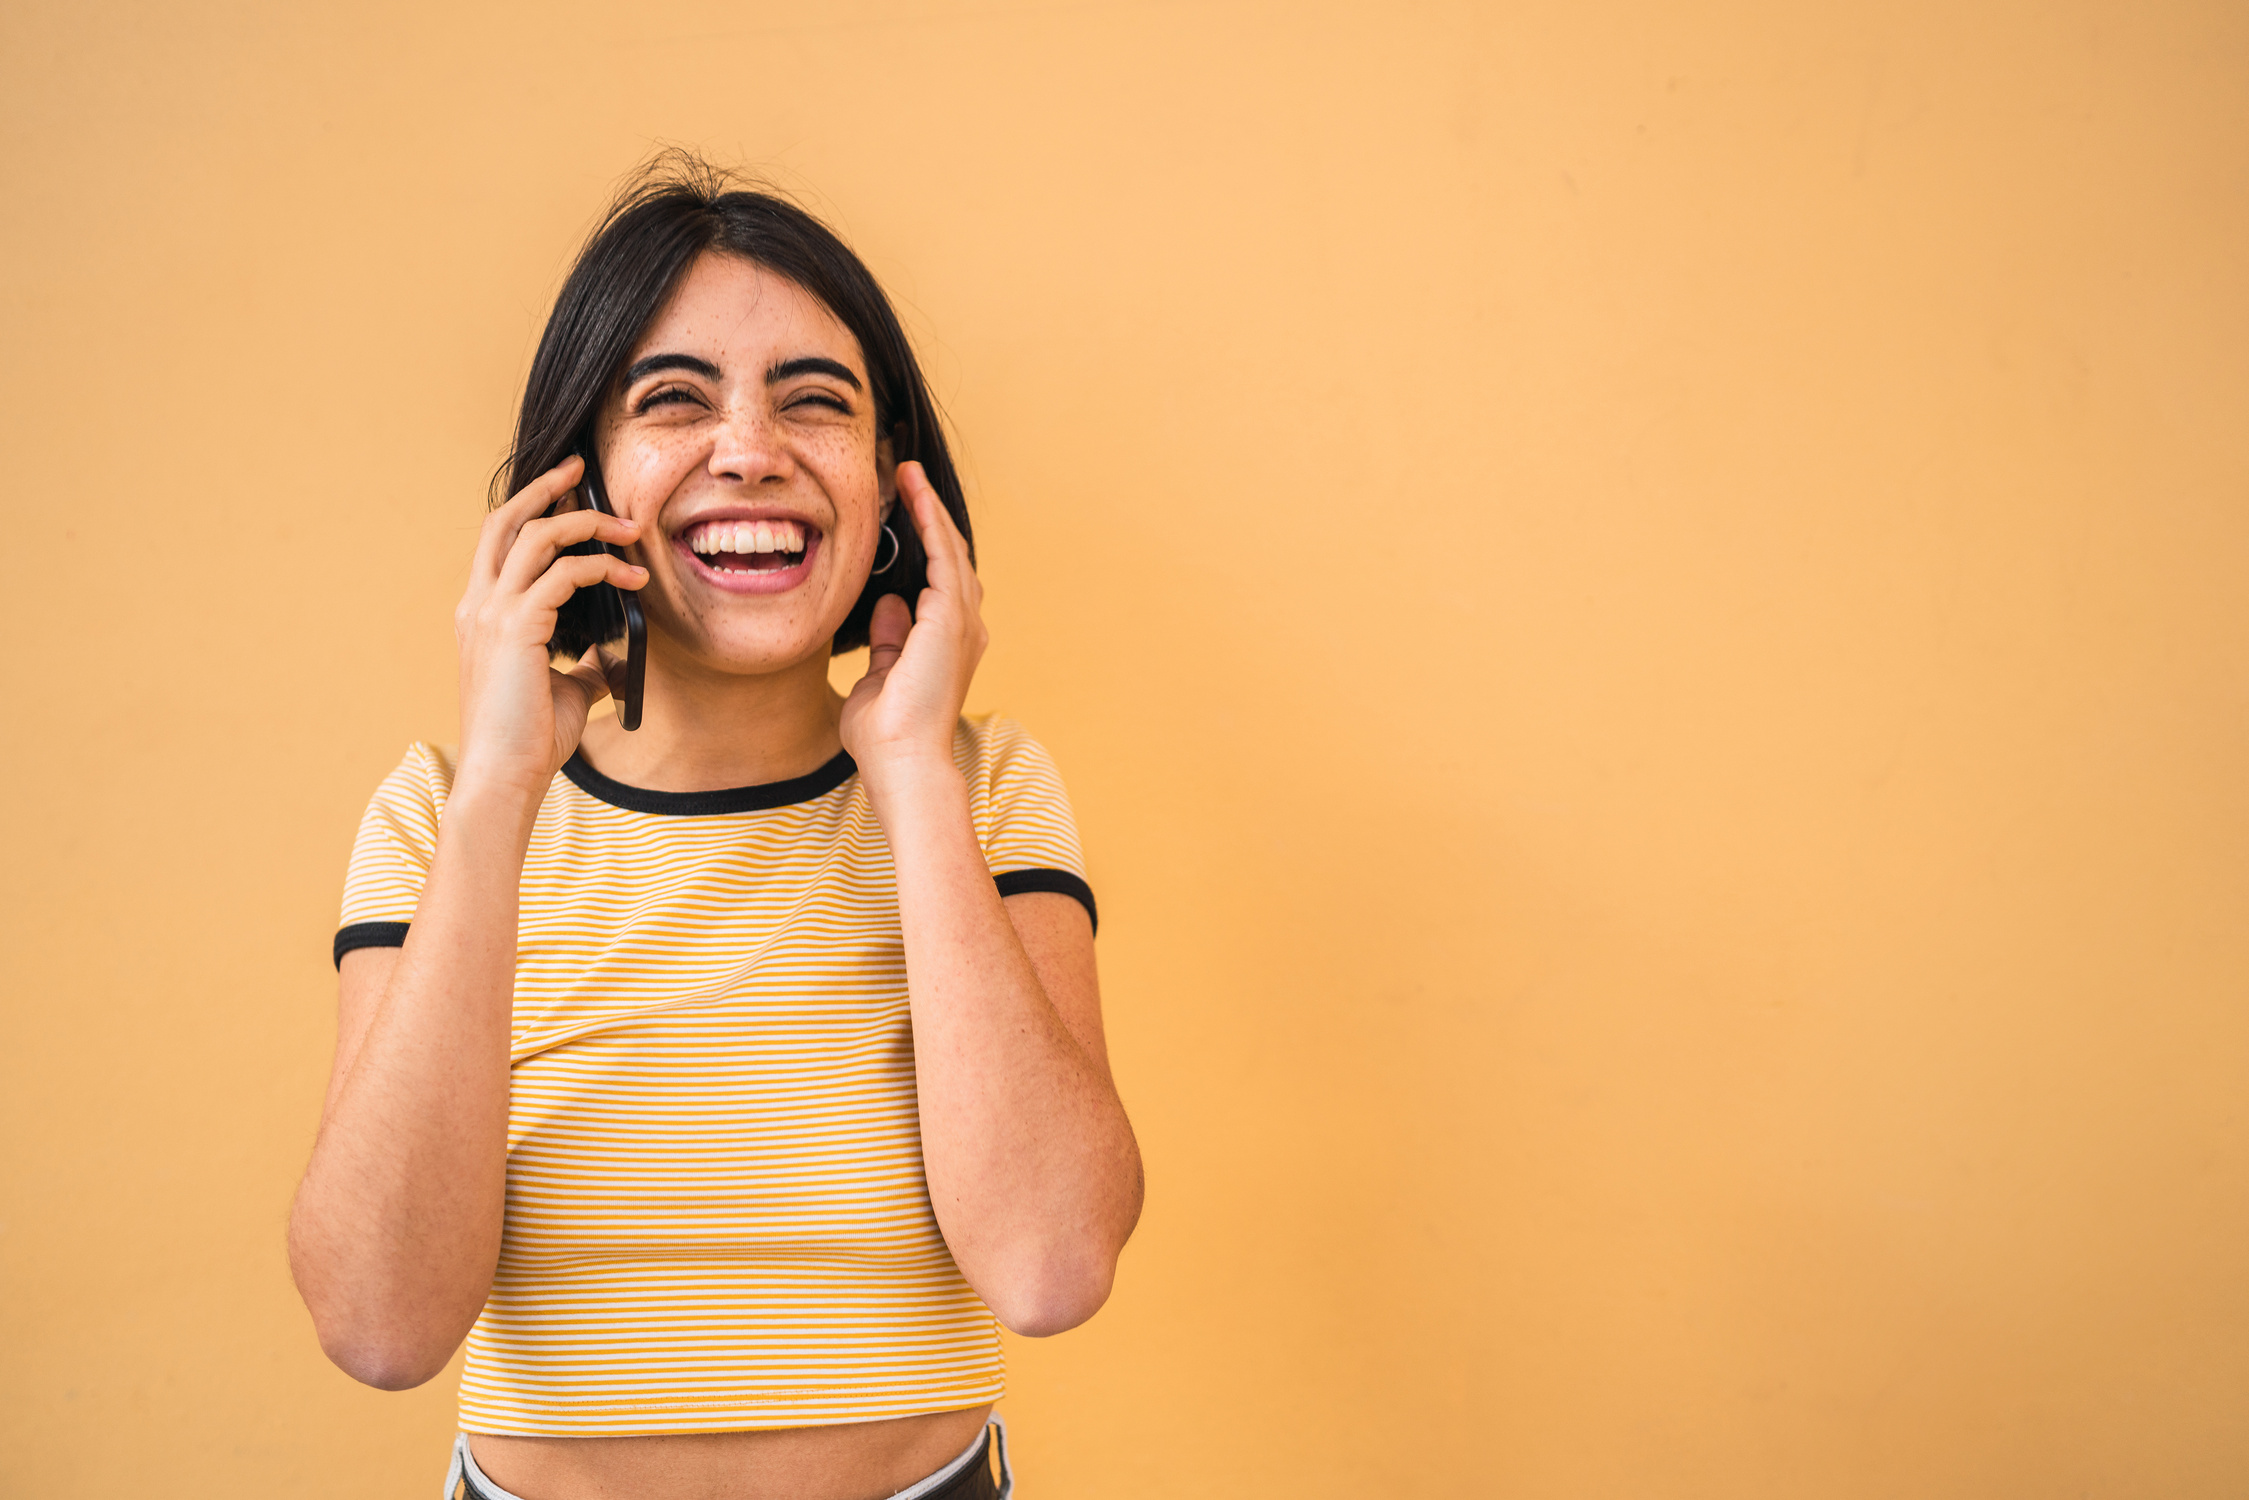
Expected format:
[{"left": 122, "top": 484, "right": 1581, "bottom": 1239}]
[
  {"left": 846, "top": 462, "right": 1139, "bottom": 1336},
  {"left": 839, "top": 461, "right": 986, "bottom": 795}
]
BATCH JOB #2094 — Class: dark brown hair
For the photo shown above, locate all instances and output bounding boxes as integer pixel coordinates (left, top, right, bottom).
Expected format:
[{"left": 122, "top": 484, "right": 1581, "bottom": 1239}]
[{"left": 496, "top": 152, "right": 971, "bottom": 657}]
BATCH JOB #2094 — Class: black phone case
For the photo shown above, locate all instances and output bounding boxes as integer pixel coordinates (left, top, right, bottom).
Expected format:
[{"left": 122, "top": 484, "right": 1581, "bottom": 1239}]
[{"left": 566, "top": 448, "right": 647, "bottom": 731}]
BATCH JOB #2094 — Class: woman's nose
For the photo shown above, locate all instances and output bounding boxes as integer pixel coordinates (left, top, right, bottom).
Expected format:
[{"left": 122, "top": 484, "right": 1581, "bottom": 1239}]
[{"left": 706, "top": 408, "right": 791, "bottom": 485}]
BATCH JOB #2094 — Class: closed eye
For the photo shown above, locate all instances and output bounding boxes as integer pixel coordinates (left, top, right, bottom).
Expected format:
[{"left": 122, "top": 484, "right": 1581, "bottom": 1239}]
[{"left": 634, "top": 384, "right": 706, "bottom": 414}]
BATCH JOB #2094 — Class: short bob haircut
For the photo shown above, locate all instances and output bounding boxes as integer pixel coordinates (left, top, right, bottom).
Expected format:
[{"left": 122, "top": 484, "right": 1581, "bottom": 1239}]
[{"left": 496, "top": 152, "right": 972, "bottom": 659}]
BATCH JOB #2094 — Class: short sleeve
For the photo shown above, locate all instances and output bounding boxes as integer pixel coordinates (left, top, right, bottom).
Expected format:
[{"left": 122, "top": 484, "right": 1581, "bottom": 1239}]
[
  {"left": 334, "top": 742, "right": 454, "bottom": 967},
  {"left": 958, "top": 715, "right": 1097, "bottom": 933}
]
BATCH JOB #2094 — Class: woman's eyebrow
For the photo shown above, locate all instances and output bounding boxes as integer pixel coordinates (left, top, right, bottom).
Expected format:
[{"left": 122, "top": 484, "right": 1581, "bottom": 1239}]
[
  {"left": 767, "top": 356, "right": 863, "bottom": 391},
  {"left": 622, "top": 353, "right": 723, "bottom": 385}
]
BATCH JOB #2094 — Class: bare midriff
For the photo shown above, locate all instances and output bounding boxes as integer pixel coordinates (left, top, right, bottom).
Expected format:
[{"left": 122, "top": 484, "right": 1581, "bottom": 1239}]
[{"left": 468, "top": 1404, "right": 993, "bottom": 1500}]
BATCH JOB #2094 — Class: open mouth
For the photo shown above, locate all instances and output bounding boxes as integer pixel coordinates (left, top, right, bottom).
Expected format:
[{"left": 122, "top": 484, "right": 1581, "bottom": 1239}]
[{"left": 681, "top": 517, "right": 815, "bottom": 576}]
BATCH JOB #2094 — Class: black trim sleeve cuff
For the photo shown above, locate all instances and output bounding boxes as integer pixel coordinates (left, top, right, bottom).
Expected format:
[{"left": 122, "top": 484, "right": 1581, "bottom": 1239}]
[
  {"left": 993, "top": 869, "right": 1099, "bottom": 935},
  {"left": 334, "top": 921, "right": 412, "bottom": 968},
  {"left": 330, "top": 871, "right": 1097, "bottom": 969}
]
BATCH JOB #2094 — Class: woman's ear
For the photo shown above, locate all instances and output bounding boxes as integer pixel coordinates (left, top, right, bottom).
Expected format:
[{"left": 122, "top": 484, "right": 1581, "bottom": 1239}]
[{"left": 875, "top": 423, "right": 908, "bottom": 519}]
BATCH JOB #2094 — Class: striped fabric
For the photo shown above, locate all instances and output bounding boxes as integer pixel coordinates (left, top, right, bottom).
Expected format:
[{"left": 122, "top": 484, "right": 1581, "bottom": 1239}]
[{"left": 336, "top": 715, "right": 1090, "bottom": 1436}]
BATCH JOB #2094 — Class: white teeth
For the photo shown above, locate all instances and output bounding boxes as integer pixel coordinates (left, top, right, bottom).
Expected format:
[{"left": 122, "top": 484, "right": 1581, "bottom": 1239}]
[{"left": 687, "top": 518, "right": 810, "bottom": 563}]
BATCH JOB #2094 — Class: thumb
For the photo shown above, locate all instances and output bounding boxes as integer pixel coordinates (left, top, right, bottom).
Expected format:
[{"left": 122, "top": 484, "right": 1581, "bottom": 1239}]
[
  {"left": 865, "top": 594, "right": 911, "bottom": 677},
  {"left": 562, "top": 644, "right": 617, "bottom": 706}
]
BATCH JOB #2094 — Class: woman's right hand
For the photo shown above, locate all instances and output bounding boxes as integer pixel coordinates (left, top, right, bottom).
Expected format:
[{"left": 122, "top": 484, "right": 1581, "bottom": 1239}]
[
  {"left": 297, "top": 455, "right": 639, "bottom": 1389},
  {"left": 454, "top": 454, "right": 647, "bottom": 793}
]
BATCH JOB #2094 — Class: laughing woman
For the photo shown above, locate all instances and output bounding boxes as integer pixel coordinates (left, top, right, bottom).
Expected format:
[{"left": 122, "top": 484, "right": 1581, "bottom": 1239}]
[{"left": 288, "top": 158, "right": 1142, "bottom": 1500}]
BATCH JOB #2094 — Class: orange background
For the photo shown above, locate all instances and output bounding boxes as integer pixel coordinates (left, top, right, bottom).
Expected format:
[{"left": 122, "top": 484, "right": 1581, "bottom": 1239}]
[{"left": 4, "top": 1, "right": 2246, "bottom": 1495}]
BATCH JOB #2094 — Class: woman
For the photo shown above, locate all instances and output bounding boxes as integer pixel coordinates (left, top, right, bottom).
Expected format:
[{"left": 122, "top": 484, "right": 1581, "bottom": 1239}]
[{"left": 288, "top": 157, "right": 1143, "bottom": 1500}]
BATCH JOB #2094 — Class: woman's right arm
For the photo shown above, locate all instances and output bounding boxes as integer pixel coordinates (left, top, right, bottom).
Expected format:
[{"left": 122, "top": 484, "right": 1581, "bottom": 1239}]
[{"left": 287, "top": 458, "right": 644, "bottom": 1390}]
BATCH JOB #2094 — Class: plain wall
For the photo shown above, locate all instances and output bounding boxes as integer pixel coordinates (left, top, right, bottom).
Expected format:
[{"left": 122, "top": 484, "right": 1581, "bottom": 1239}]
[{"left": 3, "top": 1, "right": 2245, "bottom": 1494}]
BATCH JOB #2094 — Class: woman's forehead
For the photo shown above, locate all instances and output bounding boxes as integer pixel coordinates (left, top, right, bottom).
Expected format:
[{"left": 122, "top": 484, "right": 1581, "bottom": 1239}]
[{"left": 633, "top": 252, "right": 862, "bottom": 371}]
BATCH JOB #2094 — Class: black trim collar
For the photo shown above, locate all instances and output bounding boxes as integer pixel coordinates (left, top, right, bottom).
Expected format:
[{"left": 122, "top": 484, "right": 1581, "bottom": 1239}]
[{"left": 561, "top": 749, "right": 857, "bottom": 816}]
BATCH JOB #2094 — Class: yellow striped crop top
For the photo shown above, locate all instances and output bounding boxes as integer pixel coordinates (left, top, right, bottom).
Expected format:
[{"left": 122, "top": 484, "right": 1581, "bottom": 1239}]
[{"left": 333, "top": 714, "right": 1094, "bottom": 1437}]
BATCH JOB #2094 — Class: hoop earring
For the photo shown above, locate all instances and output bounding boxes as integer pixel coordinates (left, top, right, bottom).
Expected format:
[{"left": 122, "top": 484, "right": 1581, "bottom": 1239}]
[{"left": 872, "top": 523, "right": 901, "bottom": 575}]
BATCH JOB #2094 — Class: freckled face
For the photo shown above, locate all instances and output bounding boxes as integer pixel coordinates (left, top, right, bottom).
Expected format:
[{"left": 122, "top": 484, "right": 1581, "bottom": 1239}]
[{"left": 595, "top": 252, "right": 889, "bottom": 676}]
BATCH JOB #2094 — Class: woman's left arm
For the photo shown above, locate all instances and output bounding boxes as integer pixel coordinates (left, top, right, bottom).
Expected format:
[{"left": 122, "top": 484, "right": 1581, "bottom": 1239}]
[{"left": 842, "top": 464, "right": 1144, "bottom": 1337}]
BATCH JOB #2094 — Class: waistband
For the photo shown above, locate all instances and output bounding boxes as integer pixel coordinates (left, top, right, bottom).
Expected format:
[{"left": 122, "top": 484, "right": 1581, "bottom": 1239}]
[{"left": 442, "top": 1416, "right": 1012, "bottom": 1500}]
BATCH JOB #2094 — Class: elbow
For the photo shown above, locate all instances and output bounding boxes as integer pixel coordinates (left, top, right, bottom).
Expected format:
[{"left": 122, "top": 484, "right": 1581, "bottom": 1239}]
[
  {"left": 980, "top": 1244, "right": 1122, "bottom": 1338},
  {"left": 291, "top": 1247, "right": 467, "bottom": 1390},
  {"left": 978, "top": 1158, "right": 1144, "bottom": 1337},
  {"left": 316, "top": 1325, "right": 457, "bottom": 1391},
  {"left": 288, "top": 1208, "right": 480, "bottom": 1390}
]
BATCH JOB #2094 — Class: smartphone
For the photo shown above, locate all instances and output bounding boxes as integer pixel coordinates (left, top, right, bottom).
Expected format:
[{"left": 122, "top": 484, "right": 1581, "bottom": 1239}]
[{"left": 565, "top": 445, "right": 647, "bottom": 731}]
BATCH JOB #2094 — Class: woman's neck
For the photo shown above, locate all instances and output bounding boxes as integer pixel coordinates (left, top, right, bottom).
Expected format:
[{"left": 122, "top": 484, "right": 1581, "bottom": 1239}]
[{"left": 573, "top": 645, "right": 845, "bottom": 794}]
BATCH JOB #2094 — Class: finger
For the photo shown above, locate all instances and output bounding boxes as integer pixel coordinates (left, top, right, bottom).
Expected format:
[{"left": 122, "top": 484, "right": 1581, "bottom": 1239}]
[
  {"left": 498, "top": 509, "right": 642, "bottom": 595},
  {"left": 896, "top": 462, "right": 973, "bottom": 597},
  {"left": 896, "top": 462, "right": 958, "bottom": 550},
  {"left": 900, "top": 464, "right": 984, "bottom": 627},
  {"left": 521, "top": 553, "right": 648, "bottom": 614},
  {"left": 863, "top": 593, "right": 911, "bottom": 678},
  {"left": 474, "top": 454, "right": 584, "bottom": 586}
]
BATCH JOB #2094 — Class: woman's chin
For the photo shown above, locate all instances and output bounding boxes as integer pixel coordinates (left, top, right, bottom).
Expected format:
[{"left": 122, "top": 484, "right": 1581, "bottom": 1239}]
[{"left": 654, "top": 625, "right": 844, "bottom": 682}]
